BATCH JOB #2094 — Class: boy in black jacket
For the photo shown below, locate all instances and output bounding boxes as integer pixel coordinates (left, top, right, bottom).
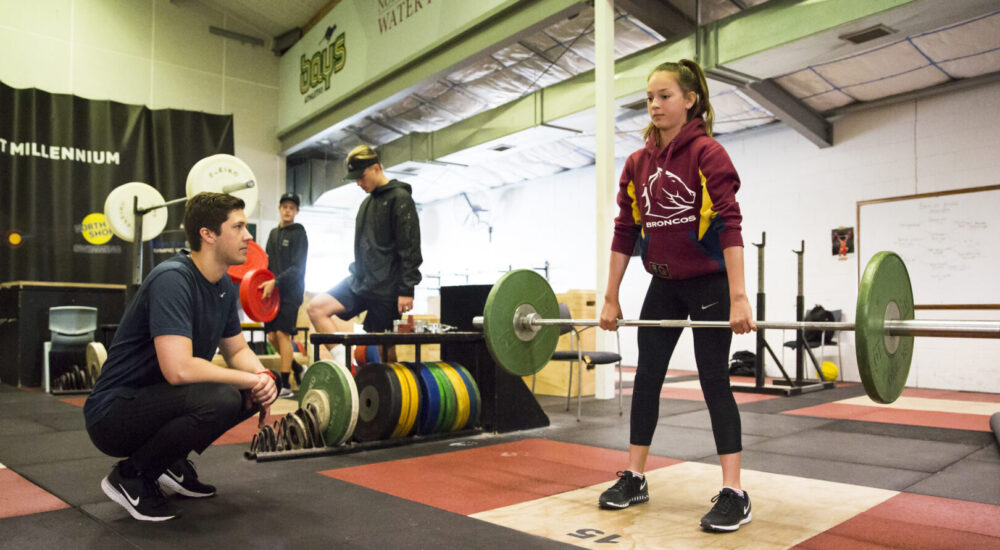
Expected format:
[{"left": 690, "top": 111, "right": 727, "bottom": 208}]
[
  {"left": 260, "top": 193, "right": 308, "bottom": 398},
  {"left": 308, "top": 145, "right": 422, "bottom": 354}
]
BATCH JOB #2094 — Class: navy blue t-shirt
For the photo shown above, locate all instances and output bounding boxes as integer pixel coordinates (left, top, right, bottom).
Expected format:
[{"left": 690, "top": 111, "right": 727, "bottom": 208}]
[{"left": 84, "top": 252, "right": 242, "bottom": 427}]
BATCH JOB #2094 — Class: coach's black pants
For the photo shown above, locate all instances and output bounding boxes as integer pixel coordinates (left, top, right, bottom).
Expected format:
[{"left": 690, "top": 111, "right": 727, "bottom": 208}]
[
  {"left": 87, "top": 382, "right": 253, "bottom": 478},
  {"left": 630, "top": 272, "right": 742, "bottom": 455}
]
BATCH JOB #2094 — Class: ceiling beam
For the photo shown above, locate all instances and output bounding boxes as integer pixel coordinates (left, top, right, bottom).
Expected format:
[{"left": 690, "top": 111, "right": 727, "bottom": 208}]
[
  {"left": 357, "top": 0, "right": 931, "bottom": 163},
  {"left": 615, "top": 0, "right": 695, "bottom": 39},
  {"left": 743, "top": 78, "right": 832, "bottom": 148}
]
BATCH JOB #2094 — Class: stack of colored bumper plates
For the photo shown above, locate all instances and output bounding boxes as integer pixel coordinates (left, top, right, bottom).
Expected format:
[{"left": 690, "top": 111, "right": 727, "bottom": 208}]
[
  {"left": 402, "top": 362, "right": 481, "bottom": 436},
  {"left": 352, "top": 362, "right": 483, "bottom": 441},
  {"left": 297, "top": 360, "right": 359, "bottom": 446},
  {"left": 252, "top": 360, "right": 482, "bottom": 455}
]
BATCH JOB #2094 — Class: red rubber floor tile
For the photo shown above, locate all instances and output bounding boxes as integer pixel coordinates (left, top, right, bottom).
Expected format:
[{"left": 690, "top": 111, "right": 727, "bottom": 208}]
[
  {"left": 320, "top": 438, "right": 681, "bottom": 515},
  {"left": 59, "top": 396, "right": 87, "bottom": 407},
  {"left": 794, "top": 492, "right": 1000, "bottom": 548},
  {"left": 0, "top": 468, "right": 70, "bottom": 519},
  {"left": 784, "top": 402, "right": 991, "bottom": 431},
  {"left": 213, "top": 414, "right": 281, "bottom": 446},
  {"left": 621, "top": 385, "right": 778, "bottom": 404}
]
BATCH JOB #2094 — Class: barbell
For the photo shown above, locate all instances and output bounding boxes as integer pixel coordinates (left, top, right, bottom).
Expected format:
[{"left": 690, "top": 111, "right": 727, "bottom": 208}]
[
  {"left": 472, "top": 251, "right": 1000, "bottom": 404},
  {"left": 102, "top": 154, "right": 259, "bottom": 242}
]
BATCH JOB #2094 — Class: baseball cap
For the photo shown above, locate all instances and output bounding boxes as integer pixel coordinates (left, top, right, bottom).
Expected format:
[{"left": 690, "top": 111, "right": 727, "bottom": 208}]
[
  {"left": 344, "top": 153, "right": 380, "bottom": 181},
  {"left": 279, "top": 193, "right": 300, "bottom": 207}
]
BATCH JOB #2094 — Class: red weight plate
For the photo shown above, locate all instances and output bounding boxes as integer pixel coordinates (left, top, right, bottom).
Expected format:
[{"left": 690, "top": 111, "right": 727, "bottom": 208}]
[
  {"left": 354, "top": 345, "right": 368, "bottom": 368},
  {"left": 240, "top": 268, "right": 280, "bottom": 322},
  {"left": 228, "top": 240, "right": 268, "bottom": 284}
]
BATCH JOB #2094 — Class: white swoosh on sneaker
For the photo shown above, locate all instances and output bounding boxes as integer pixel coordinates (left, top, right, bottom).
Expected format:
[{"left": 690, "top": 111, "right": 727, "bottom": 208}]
[
  {"left": 171, "top": 472, "right": 185, "bottom": 483},
  {"left": 744, "top": 504, "right": 751, "bottom": 515},
  {"left": 120, "top": 484, "right": 141, "bottom": 507}
]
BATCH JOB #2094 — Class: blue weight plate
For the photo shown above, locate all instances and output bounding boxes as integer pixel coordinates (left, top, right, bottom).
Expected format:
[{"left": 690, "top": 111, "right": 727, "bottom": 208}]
[
  {"left": 452, "top": 363, "right": 481, "bottom": 430},
  {"left": 406, "top": 362, "right": 439, "bottom": 436}
]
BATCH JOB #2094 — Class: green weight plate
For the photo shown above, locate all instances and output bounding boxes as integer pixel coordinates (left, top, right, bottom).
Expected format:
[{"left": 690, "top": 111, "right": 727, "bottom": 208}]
[
  {"left": 453, "top": 364, "right": 481, "bottom": 429},
  {"left": 482, "top": 269, "right": 560, "bottom": 376},
  {"left": 426, "top": 363, "right": 455, "bottom": 433},
  {"left": 298, "top": 360, "right": 358, "bottom": 445},
  {"left": 354, "top": 363, "right": 403, "bottom": 442},
  {"left": 436, "top": 364, "right": 458, "bottom": 433},
  {"left": 424, "top": 364, "right": 446, "bottom": 433},
  {"left": 856, "top": 251, "right": 915, "bottom": 404}
]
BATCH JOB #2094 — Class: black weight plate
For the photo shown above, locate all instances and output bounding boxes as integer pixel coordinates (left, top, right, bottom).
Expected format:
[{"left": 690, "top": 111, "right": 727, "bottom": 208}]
[{"left": 354, "top": 363, "right": 403, "bottom": 442}]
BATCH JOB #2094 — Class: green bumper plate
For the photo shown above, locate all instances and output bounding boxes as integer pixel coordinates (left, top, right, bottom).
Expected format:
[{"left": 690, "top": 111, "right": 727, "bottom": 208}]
[
  {"left": 298, "top": 360, "right": 358, "bottom": 445},
  {"left": 856, "top": 251, "right": 915, "bottom": 404},
  {"left": 482, "top": 269, "right": 560, "bottom": 376},
  {"left": 425, "top": 363, "right": 456, "bottom": 433}
]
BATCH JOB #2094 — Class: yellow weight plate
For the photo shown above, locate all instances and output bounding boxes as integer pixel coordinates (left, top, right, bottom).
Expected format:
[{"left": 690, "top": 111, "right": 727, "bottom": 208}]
[
  {"left": 393, "top": 363, "right": 420, "bottom": 437},
  {"left": 439, "top": 363, "right": 470, "bottom": 432}
]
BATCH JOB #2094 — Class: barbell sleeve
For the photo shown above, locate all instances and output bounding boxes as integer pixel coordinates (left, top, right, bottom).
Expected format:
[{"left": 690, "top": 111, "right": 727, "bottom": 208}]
[{"left": 222, "top": 180, "right": 255, "bottom": 194}]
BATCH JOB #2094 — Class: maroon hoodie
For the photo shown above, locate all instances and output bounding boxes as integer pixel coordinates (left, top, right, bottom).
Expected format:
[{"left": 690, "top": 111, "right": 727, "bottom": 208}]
[{"left": 611, "top": 117, "right": 744, "bottom": 280}]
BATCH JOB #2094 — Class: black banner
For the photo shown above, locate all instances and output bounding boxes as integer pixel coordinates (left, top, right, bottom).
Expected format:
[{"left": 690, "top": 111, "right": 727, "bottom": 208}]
[{"left": 0, "top": 80, "right": 234, "bottom": 284}]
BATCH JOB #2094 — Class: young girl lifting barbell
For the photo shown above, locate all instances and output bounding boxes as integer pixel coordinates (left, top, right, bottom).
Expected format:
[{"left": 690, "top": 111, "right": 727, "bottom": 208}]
[{"left": 598, "top": 58, "right": 756, "bottom": 533}]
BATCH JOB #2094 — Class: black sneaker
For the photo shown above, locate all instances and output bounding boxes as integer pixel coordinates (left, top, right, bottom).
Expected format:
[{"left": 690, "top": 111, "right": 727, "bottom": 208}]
[
  {"left": 101, "top": 462, "right": 180, "bottom": 522},
  {"left": 158, "top": 458, "right": 216, "bottom": 498},
  {"left": 292, "top": 361, "right": 304, "bottom": 385},
  {"left": 700, "top": 488, "right": 752, "bottom": 532},
  {"left": 598, "top": 471, "right": 649, "bottom": 509}
]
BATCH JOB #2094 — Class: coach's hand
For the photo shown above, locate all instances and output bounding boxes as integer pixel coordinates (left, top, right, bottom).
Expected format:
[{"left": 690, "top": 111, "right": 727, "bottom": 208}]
[{"left": 252, "top": 370, "right": 278, "bottom": 407}]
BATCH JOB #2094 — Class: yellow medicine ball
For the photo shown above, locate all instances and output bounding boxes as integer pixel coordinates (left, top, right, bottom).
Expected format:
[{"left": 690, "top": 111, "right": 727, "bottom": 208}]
[{"left": 821, "top": 361, "right": 839, "bottom": 382}]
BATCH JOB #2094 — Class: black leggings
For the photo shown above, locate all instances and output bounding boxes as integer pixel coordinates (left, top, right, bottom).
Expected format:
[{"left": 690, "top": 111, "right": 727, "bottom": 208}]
[
  {"left": 630, "top": 272, "right": 742, "bottom": 455},
  {"left": 87, "top": 382, "right": 253, "bottom": 478}
]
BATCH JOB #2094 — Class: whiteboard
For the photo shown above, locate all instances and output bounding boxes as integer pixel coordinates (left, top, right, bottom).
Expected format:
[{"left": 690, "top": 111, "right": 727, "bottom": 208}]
[{"left": 857, "top": 185, "right": 1000, "bottom": 308}]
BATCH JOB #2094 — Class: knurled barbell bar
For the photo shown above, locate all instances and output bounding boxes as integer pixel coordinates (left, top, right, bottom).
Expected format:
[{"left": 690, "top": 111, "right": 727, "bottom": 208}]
[{"left": 472, "top": 251, "right": 1000, "bottom": 404}]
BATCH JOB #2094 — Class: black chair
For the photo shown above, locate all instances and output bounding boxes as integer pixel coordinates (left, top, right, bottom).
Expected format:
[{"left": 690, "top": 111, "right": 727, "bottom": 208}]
[
  {"left": 782, "top": 308, "right": 843, "bottom": 381},
  {"left": 538, "top": 302, "right": 623, "bottom": 421}
]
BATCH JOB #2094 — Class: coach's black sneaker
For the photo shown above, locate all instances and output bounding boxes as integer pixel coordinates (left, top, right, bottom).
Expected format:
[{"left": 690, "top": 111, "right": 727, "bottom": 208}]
[
  {"left": 158, "top": 458, "right": 216, "bottom": 498},
  {"left": 101, "top": 462, "right": 179, "bottom": 522},
  {"left": 700, "top": 488, "right": 752, "bottom": 532},
  {"left": 598, "top": 470, "right": 649, "bottom": 509}
]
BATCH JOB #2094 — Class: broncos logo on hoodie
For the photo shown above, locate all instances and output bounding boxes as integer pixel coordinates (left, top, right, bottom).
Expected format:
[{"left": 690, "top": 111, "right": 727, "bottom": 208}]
[{"left": 641, "top": 166, "right": 696, "bottom": 221}]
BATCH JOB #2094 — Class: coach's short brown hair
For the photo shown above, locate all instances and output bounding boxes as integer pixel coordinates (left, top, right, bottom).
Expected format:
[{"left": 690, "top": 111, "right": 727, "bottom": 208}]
[{"left": 184, "top": 192, "right": 245, "bottom": 251}]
